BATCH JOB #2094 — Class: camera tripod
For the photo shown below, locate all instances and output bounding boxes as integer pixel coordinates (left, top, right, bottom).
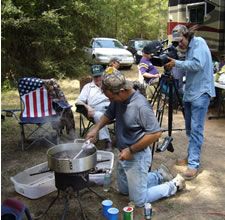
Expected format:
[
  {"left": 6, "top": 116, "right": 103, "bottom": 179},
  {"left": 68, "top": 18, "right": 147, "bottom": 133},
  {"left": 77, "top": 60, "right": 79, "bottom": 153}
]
[{"left": 149, "top": 70, "right": 185, "bottom": 158}]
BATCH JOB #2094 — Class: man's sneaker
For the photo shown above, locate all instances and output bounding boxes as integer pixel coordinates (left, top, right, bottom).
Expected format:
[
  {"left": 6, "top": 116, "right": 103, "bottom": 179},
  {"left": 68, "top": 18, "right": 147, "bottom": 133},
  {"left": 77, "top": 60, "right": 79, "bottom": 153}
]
[
  {"left": 172, "top": 174, "right": 186, "bottom": 191},
  {"left": 157, "top": 164, "right": 174, "bottom": 182}
]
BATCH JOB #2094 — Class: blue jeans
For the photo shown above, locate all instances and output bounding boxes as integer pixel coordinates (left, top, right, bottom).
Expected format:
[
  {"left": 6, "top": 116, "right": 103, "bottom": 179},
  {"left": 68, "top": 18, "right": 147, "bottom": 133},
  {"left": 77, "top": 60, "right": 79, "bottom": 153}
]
[
  {"left": 184, "top": 93, "right": 210, "bottom": 169},
  {"left": 116, "top": 148, "right": 177, "bottom": 207}
]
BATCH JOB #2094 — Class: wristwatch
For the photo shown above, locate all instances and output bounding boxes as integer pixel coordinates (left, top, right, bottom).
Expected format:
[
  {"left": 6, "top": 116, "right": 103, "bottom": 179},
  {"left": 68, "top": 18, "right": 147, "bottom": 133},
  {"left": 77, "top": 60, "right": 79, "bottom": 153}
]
[{"left": 129, "top": 146, "right": 134, "bottom": 154}]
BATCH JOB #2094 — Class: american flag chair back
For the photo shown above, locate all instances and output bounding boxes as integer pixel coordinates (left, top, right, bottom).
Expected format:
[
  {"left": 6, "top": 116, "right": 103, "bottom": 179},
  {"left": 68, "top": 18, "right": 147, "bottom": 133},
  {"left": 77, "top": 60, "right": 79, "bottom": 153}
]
[
  {"left": 19, "top": 77, "right": 57, "bottom": 123},
  {"left": 18, "top": 77, "right": 59, "bottom": 150}
]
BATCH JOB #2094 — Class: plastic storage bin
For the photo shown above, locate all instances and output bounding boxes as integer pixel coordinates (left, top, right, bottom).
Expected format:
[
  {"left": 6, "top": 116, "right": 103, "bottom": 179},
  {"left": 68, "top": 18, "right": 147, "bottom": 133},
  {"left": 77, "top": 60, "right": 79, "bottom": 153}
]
[
  {"left": 89, "top": 150, "right": 114, "bottom": 185},
  {"left": 10, "top": 162, "right": 57, "bottom": 199}
]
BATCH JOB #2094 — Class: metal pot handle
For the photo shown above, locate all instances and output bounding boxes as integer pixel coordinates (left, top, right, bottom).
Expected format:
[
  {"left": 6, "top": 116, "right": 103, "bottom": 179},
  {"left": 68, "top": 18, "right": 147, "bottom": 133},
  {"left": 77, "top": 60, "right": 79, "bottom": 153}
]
[
  {"left": 29, "top": 169, "right": 52, "bottom": 176},
  {"left": 74, "top": 138, "right": 86, "bottom": 144}
]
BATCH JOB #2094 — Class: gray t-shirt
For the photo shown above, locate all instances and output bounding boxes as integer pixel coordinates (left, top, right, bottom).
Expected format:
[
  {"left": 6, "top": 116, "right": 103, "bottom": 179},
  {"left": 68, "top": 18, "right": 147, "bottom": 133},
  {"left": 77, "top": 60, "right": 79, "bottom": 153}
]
[{"left": 104, "top": 91, "right": 161, "bottom": 150}]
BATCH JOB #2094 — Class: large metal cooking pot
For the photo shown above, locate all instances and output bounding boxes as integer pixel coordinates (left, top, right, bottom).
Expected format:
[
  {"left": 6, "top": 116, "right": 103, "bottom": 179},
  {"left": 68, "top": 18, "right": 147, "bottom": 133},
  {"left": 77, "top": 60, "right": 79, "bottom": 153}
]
[{"left": 47, "top": 139, "right": 97, "bottom": 173}]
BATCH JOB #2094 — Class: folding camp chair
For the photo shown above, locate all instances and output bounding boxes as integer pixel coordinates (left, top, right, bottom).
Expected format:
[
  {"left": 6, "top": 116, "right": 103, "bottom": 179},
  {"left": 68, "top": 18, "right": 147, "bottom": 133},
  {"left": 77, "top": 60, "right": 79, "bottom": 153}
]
[
  {"left": 75, "top": 103, "right": 115, "bottom": 138},
  {"left": 16, "top": 77, "right": 72, "bottom": 150},
  {"left": 75, "top": 103, "right": 95, "bottom": 137},
  {"left": 75, "top": 76, "right": 94, "bottom": 137}
]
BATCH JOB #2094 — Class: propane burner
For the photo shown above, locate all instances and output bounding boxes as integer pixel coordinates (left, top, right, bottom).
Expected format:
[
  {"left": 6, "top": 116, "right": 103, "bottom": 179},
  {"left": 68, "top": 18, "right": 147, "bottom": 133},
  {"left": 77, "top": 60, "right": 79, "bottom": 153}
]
[
  {"left": 54, "top": 171, "right": 90, "bottom": 191},
  {"left": 35, "top": 170, "right": 105, "bottom": 220}
]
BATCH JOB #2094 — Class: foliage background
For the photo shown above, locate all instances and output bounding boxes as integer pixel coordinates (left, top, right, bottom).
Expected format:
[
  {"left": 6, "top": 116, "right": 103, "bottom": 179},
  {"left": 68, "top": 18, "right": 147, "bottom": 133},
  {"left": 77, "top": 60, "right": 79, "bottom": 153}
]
[{"left": 1, "top": 0, "right": 168, "bottom": 89}]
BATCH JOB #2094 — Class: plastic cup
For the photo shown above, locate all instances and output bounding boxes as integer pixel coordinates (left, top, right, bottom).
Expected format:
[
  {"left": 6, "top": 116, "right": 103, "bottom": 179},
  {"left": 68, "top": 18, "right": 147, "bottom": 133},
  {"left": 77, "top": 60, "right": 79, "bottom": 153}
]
[
  {"left": 107, "top": 207, "right": 119, "bottom": 220},
  {"left": 102, "top": 199, "right": 113, "bottom": 218}
]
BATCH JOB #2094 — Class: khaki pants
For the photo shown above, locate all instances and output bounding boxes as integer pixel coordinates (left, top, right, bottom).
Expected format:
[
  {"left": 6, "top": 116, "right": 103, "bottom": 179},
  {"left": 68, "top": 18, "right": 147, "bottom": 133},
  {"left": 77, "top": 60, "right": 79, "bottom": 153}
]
[{"left": 145, "top": 79, "right": 159, "bottom": 100}]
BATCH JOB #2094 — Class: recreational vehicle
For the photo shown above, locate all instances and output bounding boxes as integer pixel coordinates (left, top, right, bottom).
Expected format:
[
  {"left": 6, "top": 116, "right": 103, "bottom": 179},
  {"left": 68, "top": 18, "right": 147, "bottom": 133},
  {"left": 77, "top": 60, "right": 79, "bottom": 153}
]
[{"left": 167, "top": 0, "right": 225, "bottom": 59}]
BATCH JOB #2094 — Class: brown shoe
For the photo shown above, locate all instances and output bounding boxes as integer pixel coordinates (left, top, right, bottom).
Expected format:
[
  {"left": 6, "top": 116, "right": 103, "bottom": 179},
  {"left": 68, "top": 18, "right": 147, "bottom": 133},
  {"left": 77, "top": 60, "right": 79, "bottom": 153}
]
[
  {"left": 176, "top": 158, "right": 188, "bottom": 166},
  {"left": 183, "top": 168, "right": 199, "bottom": 180}
]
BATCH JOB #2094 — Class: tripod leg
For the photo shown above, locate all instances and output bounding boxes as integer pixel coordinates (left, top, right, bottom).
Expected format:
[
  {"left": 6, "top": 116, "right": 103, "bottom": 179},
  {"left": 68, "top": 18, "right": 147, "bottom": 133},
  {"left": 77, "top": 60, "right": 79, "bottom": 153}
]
[
  {"left": 150, "top": 80, "right": 161, "bottom": 107},
  {"left": 172, "top": 79, "right": 185, "bottom": 117},
  {"left": 156, "top": 90, "right": 174, "bottom": 153},
  {"left": 154, "top": 74, "right": 185, "bottom": 154},
  {"left": 168, "top": 81, "right": 174, "bottom": 137},
  {"left": 158, "top": 95, "right": 167, "bottom": 126},
  {"left": 150, "top": 84, "right": 168, "bottom": 170},
  {"left": 156, "top": 75, "right": 175, "bottom": 153}
]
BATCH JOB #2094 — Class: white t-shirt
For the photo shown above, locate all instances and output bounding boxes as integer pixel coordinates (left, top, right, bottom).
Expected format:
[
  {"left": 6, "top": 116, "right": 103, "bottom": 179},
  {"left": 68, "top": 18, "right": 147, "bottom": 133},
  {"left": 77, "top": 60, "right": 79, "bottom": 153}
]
[{"left": 76, "top": 81, "right": 110, "bottom": 111}]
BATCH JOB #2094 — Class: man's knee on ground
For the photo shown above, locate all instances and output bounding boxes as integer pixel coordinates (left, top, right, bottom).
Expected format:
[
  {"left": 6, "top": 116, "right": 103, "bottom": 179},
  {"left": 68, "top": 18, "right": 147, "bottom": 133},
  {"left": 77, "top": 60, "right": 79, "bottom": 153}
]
[
  {"left": 118, "top": 186, "right": 128, "bottom": 195},
  {"left": 132, "top": 197, "right": 146, "bottom": 208}
]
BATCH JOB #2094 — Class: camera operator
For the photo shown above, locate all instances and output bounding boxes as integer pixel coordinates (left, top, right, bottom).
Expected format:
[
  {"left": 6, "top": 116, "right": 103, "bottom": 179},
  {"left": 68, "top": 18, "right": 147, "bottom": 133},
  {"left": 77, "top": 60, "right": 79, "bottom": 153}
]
[
  {"left": 164, "top": 25, "right": 216, "bottom": 180},
  {"left": 138, "top": 44, "right": 161, "bottom": 100}
]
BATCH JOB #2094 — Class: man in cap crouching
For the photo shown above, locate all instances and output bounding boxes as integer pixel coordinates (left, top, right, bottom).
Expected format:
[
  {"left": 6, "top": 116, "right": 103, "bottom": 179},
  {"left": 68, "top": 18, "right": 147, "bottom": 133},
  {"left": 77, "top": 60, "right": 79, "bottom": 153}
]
[{"left": 86, "top": 70, "right": 186, "bottom": 207}]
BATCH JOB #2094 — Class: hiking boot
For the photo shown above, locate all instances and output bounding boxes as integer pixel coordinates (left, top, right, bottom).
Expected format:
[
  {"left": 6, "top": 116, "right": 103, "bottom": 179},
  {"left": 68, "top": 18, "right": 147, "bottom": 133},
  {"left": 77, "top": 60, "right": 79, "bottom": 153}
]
[
  {"left": 176, "top": 158, "right": 188, "bottom": 166},
  {"left": 157, "top": 164, "right": 174, "bottom": 182},
  {"left": 172, "top": 174, "right": 186, "bottom": 191},
  {"left": 183, "top": 168, "right": 199, "bottom": 180}
]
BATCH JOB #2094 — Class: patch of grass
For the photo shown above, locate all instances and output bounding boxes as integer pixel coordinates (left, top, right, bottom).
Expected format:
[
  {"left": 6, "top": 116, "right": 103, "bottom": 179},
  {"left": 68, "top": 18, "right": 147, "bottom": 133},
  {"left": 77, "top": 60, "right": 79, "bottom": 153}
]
[
  {"left": 1, "top": 89, "right": 20, "bottom": 110},
  {"left": 59, "top": 78, "right": 80, "bottom": 100}
]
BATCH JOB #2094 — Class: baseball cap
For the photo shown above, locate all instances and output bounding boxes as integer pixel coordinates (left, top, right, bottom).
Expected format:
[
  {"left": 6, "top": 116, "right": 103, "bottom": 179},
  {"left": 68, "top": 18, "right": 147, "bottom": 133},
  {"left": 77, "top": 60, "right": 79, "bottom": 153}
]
[
  {"left": 172, "top": 25, "right": 189, "bottom": 42},
  {"left": 102, "top": 70, "right": 133, "bottom": 93},
  {"left": 142, "top": 41, "right": 161, "bottom": 54},
  {"left": 91, "top": 65, "right": 104, "bottom": 77}
]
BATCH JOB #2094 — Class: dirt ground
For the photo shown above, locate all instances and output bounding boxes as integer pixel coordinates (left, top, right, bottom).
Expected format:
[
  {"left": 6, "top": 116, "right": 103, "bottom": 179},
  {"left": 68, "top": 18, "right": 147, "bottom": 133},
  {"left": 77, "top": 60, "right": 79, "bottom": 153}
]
[{"left": 1, "top": 65, "right": 225, "bottom": 220}]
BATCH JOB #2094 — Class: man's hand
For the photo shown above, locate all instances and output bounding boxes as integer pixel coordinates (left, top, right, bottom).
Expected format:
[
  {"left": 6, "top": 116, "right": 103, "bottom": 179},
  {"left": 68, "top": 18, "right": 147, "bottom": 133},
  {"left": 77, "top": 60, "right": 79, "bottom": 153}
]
[
  {"left": 164, "top": 57, "right": 176, "bottom": 70},
  {"left": 156, "top": 73, "right": 161, "bottom": 78},
  {"left": 85, "top": 126, "right": 98, "bottom": 143},
  {"left": 87, "top": 106, "right": 95, "bottom": 118},
  {"left": 119, "top": 147, "right": 133, "bottom": 161}
]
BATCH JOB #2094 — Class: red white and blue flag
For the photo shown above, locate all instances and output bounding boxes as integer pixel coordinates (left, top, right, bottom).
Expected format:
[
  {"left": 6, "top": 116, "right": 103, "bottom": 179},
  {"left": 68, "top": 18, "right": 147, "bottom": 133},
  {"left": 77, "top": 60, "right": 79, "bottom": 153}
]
[{"left": 18, "top": 77, "right": 56, "bottom": 119}]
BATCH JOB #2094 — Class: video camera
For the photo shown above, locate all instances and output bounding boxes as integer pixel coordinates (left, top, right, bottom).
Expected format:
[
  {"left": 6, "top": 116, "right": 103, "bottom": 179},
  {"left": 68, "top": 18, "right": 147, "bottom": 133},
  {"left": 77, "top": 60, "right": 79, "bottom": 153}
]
[{"left": 144, "top": 40, "right": 179, "bottom": 67}]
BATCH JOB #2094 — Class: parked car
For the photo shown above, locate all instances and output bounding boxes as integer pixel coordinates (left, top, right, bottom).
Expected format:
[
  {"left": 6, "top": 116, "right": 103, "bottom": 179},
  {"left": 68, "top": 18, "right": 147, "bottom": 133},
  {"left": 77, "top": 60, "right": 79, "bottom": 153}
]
[
  {"left": 84, "top": 37, "right": 134, "bottom": 68},
  {"left": 127, "top": 39, "right": 152, "bottom": 64}
]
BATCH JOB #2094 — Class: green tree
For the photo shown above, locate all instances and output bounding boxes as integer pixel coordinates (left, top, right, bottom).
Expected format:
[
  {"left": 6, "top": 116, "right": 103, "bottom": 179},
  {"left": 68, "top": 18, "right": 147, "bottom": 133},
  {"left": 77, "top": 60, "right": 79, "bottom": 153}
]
[
  {"left": 1, "top": 0, "right": 169, "bottom": 88},
  {"left": 1, "top": 0, "right": 100, "bottom": 85}
]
